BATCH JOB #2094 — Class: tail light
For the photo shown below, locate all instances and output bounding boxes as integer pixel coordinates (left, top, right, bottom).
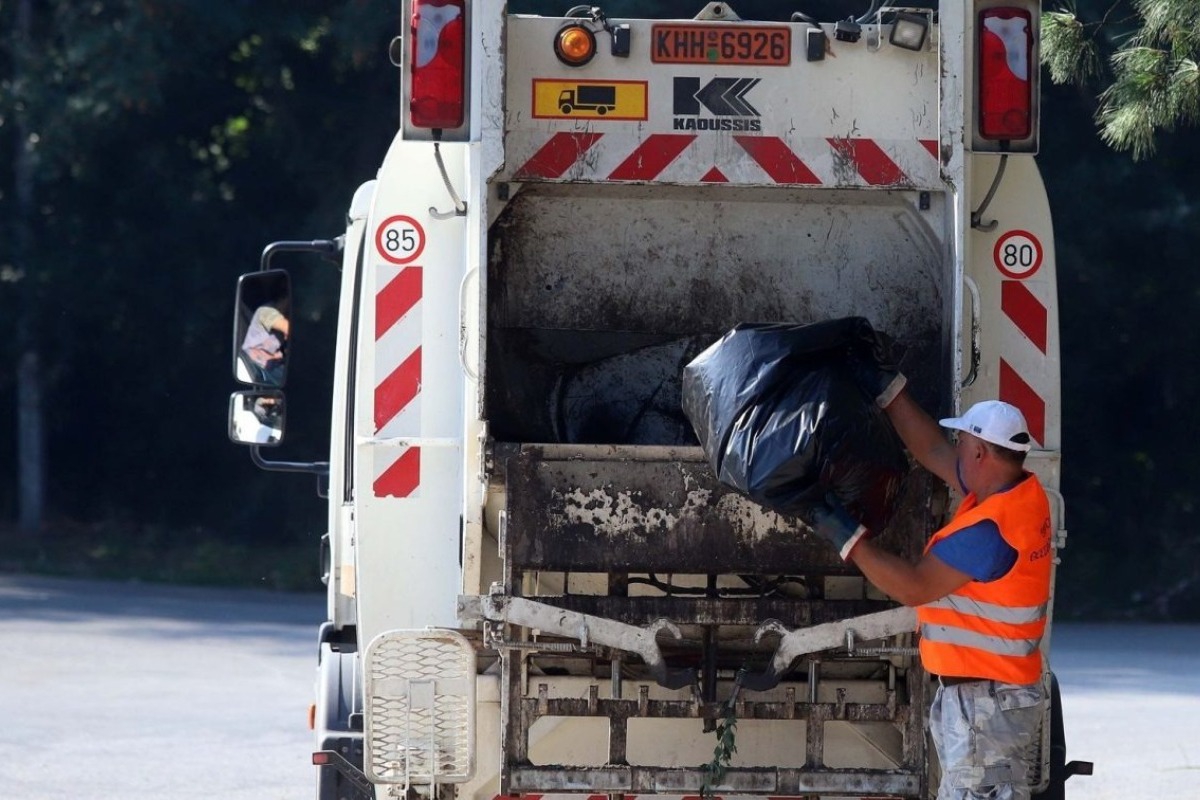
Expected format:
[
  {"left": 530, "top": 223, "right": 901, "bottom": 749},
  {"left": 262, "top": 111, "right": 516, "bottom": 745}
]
[
  {"left": 409, "top": 0, "right": 466, "bottom": 130},
  {"left": 978, "top": 7, "right": 1033, "bottom": 141}
]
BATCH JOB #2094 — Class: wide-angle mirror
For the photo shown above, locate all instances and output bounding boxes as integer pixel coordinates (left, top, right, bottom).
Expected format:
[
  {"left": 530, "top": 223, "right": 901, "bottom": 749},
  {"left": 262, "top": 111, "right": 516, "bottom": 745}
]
[{"left": 228, "top": 390, "right": 286, "bottom": 446}]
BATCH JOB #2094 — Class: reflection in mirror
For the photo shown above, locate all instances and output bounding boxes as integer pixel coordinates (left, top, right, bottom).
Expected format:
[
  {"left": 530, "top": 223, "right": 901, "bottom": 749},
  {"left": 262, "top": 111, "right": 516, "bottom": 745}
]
[
  {"left": 228, "top": 390, "right": 286, "bottom": 446},
  {"left": 233, "top": 269, "right": 292, "bottom": 387}
]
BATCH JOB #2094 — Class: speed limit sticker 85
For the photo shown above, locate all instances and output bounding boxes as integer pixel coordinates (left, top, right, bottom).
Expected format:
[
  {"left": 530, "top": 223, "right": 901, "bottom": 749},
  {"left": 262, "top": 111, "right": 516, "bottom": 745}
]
[
  {"left": 376, "top": 215, "right": 425, "bottom": 265},
  {"left": 993, "top": 230, "right": 1042, "bottom": 279}
]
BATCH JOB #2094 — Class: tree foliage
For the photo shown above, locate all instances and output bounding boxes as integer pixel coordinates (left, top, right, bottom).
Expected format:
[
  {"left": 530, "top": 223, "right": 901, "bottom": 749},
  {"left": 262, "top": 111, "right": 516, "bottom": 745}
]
[
  {"left": 1, "top": 0, "right": 398, "bottom": 544},
  {"left": 1043, "top": 0, "right": 1200, "bottom": 159}
]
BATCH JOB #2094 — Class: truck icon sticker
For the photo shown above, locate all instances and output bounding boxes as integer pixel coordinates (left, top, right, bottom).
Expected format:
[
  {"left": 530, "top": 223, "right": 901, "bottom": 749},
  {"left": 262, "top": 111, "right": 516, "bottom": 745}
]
[
  {"left": 673, "top": 77, "right": 762, "bottom": 131},
  {"left": 559, "top": 85, "right": 615, "bottom": 114},
  {"left": 532, "top": 79, "right": 648, "bottom": 121}
]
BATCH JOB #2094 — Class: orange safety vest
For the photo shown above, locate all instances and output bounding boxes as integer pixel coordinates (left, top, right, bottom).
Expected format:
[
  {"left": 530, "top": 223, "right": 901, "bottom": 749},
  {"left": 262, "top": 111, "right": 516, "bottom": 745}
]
[{"left": 916, "top": 473, "right": 1053, "bottom": 685}]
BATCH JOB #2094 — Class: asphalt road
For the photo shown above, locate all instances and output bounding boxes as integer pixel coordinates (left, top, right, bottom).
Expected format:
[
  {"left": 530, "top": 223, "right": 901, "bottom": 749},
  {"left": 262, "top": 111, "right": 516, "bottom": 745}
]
[
  {"left": 3, "top": 574, "right": 1198, "bottom": 799},
  {"left": 1048, "top": 622, "right": 1200, "bottom": 799},
  {"left": 1, "top": 574, "right": 325, "bottom": 800}
]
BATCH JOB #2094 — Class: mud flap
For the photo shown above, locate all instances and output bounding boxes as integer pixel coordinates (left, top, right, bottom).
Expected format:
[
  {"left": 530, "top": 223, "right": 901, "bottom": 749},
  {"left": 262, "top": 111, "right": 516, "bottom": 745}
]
[{"left": 1032, "top": 672, "right": 1093, "bottom": 800}]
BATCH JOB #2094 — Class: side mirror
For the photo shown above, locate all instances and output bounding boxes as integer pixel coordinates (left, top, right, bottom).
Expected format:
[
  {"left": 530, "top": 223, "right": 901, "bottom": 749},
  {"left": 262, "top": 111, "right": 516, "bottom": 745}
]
[
  {"left": 228, "top": 390, "right": 286, "bottom": 446},
  {"left": 233, "top": 269, "right": 291, "bottom": 387}
]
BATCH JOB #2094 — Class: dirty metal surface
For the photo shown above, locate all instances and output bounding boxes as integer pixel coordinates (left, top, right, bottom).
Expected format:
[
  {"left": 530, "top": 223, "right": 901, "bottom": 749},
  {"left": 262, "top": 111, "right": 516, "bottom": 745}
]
[
  {"left": 504, "top": 765, "right": 921, "bottom": 796},
  {"left": 522, "top": 696, "right": 902, "bottom": 723},
  {"left": 506, "top": 446, "right": 841, "bottom": 573},
  {"left": 490, "top": 185, "right": 946, "bottom": 345},
  {"left": 504, "top": 445, "right": 930, "bottom": 574}
]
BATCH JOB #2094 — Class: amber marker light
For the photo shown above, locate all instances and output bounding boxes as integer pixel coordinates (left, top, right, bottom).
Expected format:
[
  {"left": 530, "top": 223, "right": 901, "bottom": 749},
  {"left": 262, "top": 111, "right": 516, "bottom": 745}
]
[{"left": 554, "top": 24, "right": 597, "bottom": 66}]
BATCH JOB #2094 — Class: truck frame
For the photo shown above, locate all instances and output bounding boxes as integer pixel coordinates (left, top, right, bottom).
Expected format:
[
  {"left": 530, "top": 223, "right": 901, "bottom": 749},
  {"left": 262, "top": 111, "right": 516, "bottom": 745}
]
[{"left": 229, "top": 2, "right": 1090, "bottom": 799}]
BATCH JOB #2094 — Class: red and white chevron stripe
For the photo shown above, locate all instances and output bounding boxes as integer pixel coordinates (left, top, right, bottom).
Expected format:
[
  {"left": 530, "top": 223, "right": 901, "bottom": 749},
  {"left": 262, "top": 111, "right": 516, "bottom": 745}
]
[
  {"left": 999, "top": 278, "right": 1049, "bottom": 447},
  {"left": 512, "top": 132, "right": 939, "bottom": 188},
  {"left": 373, "top": 264, "right": 424, "bottom": 497}
]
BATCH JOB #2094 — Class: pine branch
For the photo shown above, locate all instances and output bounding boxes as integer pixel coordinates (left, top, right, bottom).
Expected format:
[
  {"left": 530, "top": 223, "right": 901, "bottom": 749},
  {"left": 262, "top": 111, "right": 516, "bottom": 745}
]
[{"left": 1042, "top": 10, "right": 1103, "bottom": 86}]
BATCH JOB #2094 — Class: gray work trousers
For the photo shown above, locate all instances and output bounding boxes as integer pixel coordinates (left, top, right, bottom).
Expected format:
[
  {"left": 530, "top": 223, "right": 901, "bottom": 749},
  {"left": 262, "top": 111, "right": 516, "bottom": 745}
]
[{"left": 930, "top": 679, "right": 1047, "bottom": 800}]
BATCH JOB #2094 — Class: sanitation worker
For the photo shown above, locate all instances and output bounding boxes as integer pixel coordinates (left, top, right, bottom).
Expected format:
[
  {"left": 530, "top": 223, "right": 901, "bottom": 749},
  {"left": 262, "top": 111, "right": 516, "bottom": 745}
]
[{"left": 810, "top": 366, "right": 1052, "bottom": 800}]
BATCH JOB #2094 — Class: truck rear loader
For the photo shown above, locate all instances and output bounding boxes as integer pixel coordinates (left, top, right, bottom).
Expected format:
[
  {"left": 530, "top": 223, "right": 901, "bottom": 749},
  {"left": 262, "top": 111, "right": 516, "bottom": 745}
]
[{"left": 228, "top": 2, "right": 1092, "bottom": 798}]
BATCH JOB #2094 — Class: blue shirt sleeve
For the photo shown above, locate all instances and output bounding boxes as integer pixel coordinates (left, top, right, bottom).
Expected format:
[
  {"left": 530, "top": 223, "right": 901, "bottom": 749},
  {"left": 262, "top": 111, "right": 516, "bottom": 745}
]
[{"left": 930, "top": 520, "right": 1018, "bottom": 582}]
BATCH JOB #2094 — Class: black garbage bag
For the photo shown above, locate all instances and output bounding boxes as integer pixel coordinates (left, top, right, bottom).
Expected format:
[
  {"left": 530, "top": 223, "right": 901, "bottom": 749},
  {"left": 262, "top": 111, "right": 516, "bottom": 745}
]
[
  {"left": 554, "top": 335, "right": 713, "bottom": 445},
  {"left": 681, "top": 317, "right": 910, "bottom": 531}
]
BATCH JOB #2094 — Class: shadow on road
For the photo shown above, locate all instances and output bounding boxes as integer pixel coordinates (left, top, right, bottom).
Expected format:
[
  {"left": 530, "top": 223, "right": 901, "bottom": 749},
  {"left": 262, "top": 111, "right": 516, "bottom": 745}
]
[{"left": 0, "top": 573, "right": 324, "bottom": 631}]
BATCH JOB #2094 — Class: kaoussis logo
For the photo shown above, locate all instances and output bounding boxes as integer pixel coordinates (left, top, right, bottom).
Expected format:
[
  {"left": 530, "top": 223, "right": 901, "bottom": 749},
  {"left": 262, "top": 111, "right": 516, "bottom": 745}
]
[{"left": 673, "top": 77, "right": 762, "bottom": 132}]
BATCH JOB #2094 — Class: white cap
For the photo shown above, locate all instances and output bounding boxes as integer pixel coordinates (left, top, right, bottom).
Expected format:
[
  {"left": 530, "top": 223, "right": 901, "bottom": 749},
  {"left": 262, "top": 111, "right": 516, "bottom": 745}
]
[{"left": 939, "top": 400, "right": 1033, "bottom": 452}]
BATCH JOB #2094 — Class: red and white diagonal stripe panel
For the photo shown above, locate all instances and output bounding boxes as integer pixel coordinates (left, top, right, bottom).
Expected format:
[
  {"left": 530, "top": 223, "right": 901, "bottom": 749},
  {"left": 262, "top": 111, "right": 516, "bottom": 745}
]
[
  {"left": 373, "top": 264, "right": 423, "bottom": 497},
  {"left": 999, "top": 278, "right": 1050, "bottom": 447},
  {"left": 510, "top": 132, "right": 940, "bottom": 189},
  {"left": 372, "top": 444, "right": 421, "bottom": 499}
]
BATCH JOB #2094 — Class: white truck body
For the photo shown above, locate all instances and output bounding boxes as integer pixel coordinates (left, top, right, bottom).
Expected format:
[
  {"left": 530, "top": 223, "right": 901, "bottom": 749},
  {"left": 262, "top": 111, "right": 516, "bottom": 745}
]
[{"left": 232, "top": 3, "right": 1074, "bottom": 799}]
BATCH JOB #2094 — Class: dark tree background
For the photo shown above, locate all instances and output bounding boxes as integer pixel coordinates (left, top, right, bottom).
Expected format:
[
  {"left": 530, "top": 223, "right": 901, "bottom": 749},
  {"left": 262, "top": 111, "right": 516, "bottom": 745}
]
[
  {"left": 1, "top": 1, "right": 1197, "bottom": 616},
  {"left": 0, "top": 0, "right": 400, "bottom": 582}
]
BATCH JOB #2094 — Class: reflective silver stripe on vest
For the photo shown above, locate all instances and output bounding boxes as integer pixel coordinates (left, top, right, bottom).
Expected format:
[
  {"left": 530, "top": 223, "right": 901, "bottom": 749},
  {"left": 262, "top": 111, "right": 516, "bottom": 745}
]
[
  {"left": 920, "top": 624, "right": 1041, "bottom": 656},
  {"left": 925, "top": 595, "right": 1048, "bottom": 625}
]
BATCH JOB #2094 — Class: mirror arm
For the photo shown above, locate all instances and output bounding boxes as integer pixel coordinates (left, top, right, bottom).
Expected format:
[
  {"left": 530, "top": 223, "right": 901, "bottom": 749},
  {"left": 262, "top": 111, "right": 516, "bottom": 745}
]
[
  {"left": 250, "top": 446, "right": 329, "bottom": 477},
  {"left": 261, "top": 239, "right": 341, "bottom": 271}
]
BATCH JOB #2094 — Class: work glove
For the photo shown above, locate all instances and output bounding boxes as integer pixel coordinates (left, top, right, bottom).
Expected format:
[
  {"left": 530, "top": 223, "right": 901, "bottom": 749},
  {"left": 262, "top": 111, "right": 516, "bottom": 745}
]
[
  {"left": 859, "top": 366, "right": 906, "bottom": 409},
  {"left": 810, "top": 493, "right": 871, "bottom": 561},
  {"left": 849, "top": 327, "right": 907, "bottom": 409}
]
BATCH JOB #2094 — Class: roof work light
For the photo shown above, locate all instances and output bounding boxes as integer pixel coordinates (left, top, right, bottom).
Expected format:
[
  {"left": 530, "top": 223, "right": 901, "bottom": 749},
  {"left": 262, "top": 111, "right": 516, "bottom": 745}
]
[
  {"left": 978, "top": 7, "right": 1033, "bottom": 141},
  {"left": 889, "top": 12, "right": 930, "bottom": 51},
  {"left": 409, "top": 0, "right": 466, "bottom": 130}
]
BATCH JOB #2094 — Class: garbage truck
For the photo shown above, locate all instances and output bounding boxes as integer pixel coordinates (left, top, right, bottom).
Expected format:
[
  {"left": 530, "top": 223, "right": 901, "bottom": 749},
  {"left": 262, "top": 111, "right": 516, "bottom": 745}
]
[{"left": 228, "top": 2, "right": 1091, "bottom": 798}]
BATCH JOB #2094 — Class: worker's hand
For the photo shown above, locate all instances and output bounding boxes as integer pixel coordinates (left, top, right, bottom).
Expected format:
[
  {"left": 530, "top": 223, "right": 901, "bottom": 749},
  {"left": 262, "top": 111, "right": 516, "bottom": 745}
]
[
  {"left": 856, "top": 365, "right": 907, "bottom": 409},
  {"left": 810, "top": 494, "right": 870, "bottom": 561},
  {"left": 850, "top": 329, "right": 907, "bottom": 409}
]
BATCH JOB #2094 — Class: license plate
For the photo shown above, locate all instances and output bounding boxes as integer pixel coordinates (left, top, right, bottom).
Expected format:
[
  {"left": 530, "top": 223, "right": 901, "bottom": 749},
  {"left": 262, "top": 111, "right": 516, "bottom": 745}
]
[{"left": 651, "top": 24, "right": 791, "bottom": 66}]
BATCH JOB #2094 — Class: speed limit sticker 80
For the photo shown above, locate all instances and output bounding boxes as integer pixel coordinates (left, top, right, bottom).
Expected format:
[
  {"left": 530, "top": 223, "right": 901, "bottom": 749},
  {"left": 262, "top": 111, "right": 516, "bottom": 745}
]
[
  {"left": 993, "top": 230, "right": 1043, "bottom": 279},
  {"left": 376, "top": 215, "right": 426, "bottom": 265}
]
